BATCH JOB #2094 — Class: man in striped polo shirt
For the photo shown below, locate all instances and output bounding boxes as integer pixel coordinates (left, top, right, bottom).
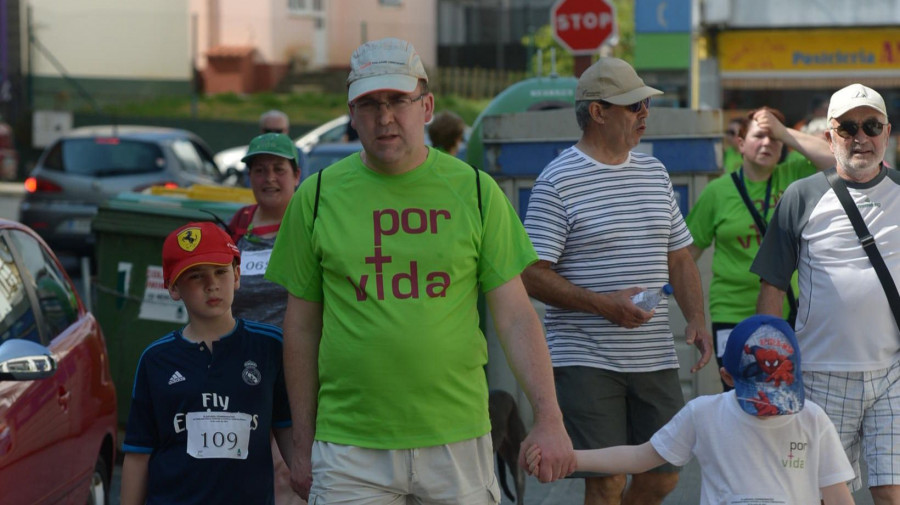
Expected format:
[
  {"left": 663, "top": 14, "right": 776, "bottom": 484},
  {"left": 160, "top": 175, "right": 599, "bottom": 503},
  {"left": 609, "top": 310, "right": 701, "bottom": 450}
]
[{"left": 522, "top": 57, "right": 712, "bottom": 505}]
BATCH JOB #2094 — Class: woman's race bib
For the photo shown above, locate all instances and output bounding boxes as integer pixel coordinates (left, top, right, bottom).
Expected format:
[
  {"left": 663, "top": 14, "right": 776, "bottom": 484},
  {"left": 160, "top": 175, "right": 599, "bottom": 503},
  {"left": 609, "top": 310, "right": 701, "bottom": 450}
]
[{"left": 240, "top": 249, "right": 272, "bottom": 276}]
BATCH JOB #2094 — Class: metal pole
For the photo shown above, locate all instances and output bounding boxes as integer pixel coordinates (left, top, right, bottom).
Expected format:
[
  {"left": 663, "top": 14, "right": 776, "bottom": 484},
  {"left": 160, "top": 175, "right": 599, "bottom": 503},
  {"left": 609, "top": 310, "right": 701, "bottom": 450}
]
[
  {"left": 26, "top": 5, "right": 32, "bottom": 112},
  {"left": 191, "top": 13, "right": 198, "bottom": 118},
  {"left": 81, "top": 256, "right": 92, "bottom": 313}
]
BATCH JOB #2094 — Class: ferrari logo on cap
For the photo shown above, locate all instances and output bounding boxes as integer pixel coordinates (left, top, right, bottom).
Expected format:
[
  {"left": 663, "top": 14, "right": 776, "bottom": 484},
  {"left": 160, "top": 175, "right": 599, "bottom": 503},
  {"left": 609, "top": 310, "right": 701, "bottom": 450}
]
[{"left": 177, "top": 227, "right": 201, "bottom": 252}]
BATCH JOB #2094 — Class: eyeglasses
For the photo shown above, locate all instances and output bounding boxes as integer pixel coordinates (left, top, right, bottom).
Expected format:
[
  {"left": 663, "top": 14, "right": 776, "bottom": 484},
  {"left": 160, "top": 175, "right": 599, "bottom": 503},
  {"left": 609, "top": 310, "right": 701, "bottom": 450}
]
[
  {"left": 262, "top": 128, "right": 288, "bottom": 134},
  {"left": 831, "top": 119, "right": 888, "bottom": 139},
  {"left": 601, "top": 97, "right": 651, "bottom": 113},
  {"left": 725, "top": 130, "right": 740, "bottom": 137},
  {"left": 352, "top": 93, "right": 427, "bottom": 116}
]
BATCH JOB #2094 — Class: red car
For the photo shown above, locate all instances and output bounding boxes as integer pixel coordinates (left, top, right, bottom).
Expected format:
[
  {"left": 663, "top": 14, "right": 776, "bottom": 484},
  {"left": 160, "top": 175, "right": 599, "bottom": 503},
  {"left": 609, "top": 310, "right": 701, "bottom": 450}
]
[{"left": 0, "top": 219, "right": 116, "bottom": 504}]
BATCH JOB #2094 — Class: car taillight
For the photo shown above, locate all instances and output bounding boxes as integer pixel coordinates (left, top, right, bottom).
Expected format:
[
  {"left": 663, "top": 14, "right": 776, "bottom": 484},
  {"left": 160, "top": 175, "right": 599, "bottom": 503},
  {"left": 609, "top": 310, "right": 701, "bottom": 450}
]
[
  {"left": 132, "top": 181, "right": 179, "bottom": 192},
  {"left": 24, "top": 177, "right": 63, "bottom": 193}
]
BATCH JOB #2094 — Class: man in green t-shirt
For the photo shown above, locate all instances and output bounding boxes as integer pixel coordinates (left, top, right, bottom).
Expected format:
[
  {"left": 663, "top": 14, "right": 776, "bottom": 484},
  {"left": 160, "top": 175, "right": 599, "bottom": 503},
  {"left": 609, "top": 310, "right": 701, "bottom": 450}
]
[{"left": 266, "top": 37, "right": 575, "bottom": 504}]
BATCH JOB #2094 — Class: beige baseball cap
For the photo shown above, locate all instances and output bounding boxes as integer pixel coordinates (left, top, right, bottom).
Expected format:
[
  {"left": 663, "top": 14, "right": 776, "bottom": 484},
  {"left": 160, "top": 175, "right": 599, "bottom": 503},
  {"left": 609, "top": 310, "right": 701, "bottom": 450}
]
[
  {"left": 827, "top": 83, "right": 887, "bottom": 120},
  {"left": 347, "top": 38, "right": 429, "bottom": 103},
  {"left": 576, "top": 57, "right": 663, "bottom": 105}
]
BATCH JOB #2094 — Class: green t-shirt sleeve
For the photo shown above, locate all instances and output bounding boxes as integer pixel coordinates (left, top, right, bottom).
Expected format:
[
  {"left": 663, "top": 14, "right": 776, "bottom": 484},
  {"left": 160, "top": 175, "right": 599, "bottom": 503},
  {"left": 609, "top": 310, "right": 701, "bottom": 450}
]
[
  {"left": 477, "top": 173, "right": 539, "bottom": 292},
  {"left": 685, "top": 178, "right": 720, "bottom": 250},
  {"left": 265, "top": 175, "right": 323, "bottom": 302}
]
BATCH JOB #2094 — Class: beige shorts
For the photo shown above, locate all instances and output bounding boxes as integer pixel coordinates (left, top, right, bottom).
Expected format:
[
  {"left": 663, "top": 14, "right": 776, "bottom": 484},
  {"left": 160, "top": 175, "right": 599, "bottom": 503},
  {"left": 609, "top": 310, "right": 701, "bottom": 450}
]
[{"left": 307, "top": 434, "right": 501, "bottom": 505}]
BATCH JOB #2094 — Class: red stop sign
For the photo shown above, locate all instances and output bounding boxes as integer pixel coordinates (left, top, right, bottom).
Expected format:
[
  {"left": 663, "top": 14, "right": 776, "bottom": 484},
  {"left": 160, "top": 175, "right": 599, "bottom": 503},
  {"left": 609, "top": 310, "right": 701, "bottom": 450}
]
[{"left": 551, "top": 0, "right": 618, "bottom": 55}]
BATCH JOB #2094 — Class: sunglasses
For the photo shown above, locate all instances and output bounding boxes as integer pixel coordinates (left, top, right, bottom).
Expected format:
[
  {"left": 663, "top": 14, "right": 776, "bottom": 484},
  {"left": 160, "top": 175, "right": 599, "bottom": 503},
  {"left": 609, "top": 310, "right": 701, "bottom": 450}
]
[
  {"left": 831, "top": 119, "right": 887, "bottom": 139},
  {"left": 602, "top": 97, "right": 651, "bottom": 113}
]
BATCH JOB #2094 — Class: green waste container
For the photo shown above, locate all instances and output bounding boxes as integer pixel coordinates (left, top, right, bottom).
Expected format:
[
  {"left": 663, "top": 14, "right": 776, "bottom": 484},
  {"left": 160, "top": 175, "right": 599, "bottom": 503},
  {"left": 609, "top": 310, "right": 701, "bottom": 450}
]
[{"left": 92, "top": 192, "right": 246, "bottom": 426}]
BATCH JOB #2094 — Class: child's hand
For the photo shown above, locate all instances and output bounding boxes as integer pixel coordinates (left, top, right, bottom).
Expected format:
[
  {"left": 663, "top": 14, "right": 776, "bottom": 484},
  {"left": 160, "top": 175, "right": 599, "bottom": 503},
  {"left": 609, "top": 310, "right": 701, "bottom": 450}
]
[{"left": 525, "top": 444, "right": 542, "bottom": 476}]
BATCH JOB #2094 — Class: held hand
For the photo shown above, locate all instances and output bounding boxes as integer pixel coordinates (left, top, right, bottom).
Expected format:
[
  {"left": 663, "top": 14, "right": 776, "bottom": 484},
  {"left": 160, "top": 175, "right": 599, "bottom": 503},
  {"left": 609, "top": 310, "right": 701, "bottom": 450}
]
[
  {"left": 752, "top": 109, "right": 788, "bottom": 142},
  {"left": 289, "top": 450, "right": 313, "bottom": 500},
  {"left": 599, "top": 287, "right": 654, "bottom": 329},
  {"left": 525, "top": 444, "right": 542, "bottom": 476},
  {"left": 517, "top": 416, "right": 575, "bottom": 483},
  {"left": 685, "top": 320, "right": 713, "bottom": 373}
]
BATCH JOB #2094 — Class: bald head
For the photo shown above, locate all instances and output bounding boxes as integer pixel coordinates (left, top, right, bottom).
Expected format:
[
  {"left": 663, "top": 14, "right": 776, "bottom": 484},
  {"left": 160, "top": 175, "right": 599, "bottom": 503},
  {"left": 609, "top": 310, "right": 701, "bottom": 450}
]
[{"left": 260, "top": 110, "right": 290, "bottom": 134}]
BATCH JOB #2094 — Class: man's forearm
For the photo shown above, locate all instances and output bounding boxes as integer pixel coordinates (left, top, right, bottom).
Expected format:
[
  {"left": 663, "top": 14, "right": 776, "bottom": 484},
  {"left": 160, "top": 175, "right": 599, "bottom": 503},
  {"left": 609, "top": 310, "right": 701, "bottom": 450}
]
[
  {"left": 488, "top": 277, "right": 560, "bottom": 420},
  {"left": 522, "top": 261, "right": 607, "bottom": 316},
  {"left": 282, "top": 296, "right": 322, "bottom": 450},
  {"left": 756, "top": 280, "right": 786, "bottom": 317}
]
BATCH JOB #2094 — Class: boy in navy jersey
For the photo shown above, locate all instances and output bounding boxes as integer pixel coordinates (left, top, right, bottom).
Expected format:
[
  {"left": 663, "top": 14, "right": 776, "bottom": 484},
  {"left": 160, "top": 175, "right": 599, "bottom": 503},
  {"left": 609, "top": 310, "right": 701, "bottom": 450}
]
[{"left": 121, "top": 221, "right": 292, "bottom": 505}]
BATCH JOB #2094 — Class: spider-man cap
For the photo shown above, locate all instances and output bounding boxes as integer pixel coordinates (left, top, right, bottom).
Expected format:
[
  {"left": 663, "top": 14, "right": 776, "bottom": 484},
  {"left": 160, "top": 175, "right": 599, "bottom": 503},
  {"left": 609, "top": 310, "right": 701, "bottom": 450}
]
[
  {"left": 162, "top": 222, "right": 240, "bottom": 288},
  {"left": 723, "top": 315, "right": 805, "bottom": 417}
]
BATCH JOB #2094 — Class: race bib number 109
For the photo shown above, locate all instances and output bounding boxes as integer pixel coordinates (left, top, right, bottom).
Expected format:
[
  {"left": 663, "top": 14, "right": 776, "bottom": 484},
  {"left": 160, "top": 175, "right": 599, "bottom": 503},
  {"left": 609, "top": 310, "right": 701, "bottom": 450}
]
[{"left": 186, "top": 412, "right": 252, "bottom": 459}]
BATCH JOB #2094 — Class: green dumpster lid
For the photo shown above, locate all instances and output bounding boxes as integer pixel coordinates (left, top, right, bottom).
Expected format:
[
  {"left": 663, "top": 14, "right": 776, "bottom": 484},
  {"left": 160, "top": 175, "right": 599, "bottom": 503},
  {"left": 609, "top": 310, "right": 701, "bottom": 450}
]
[
  {"left": 92, "top": 192, "right": 245, "bottom": 237},
  {"left": 466, "top": 75, "right": 577, "bottom": 170}
]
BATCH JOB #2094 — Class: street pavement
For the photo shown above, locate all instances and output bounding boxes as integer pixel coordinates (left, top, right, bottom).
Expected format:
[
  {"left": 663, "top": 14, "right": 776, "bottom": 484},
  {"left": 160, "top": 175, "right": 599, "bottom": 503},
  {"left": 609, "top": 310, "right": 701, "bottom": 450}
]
[{"left": 108, "top": 454, "right": 875, "bottom": 505}]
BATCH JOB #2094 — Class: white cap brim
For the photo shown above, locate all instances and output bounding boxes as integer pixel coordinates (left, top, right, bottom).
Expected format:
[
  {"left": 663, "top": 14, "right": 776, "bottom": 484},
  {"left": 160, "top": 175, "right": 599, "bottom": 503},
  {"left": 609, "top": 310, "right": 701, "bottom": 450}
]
[
  {"left": 348, "top": 75, "right": 419, "bottom": 103},
  {"left": 829, "top": 103, "right": 887, "bottom": 120}
]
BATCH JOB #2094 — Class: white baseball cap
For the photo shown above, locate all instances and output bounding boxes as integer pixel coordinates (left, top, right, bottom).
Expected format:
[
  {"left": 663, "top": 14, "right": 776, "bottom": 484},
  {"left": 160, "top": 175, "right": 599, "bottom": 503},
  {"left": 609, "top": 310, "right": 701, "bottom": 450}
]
[
  {"left": 347, "top": 38, "right": 429, "bottom": 104},
  {"left": 827, "top": 83, "right": 888, "bottom": 120},
  {"left": 576, "top": 57, "right": 662, "bottom": 105}
]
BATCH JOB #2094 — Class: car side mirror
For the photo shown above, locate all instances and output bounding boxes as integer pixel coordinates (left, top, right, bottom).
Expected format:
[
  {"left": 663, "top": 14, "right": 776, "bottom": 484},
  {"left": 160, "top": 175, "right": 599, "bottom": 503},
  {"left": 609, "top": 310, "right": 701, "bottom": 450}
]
[{"left": 0, "top": 339, "right": 57, "bottom": 381}]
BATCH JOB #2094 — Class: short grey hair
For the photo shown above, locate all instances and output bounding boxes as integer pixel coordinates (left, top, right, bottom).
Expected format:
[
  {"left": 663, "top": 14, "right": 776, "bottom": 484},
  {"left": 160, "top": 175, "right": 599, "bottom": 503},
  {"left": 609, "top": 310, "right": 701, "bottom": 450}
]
[
  {"left": 575, "top": 100, "right": 594, "bottom": 130},
  {"left": 574, "top": 100, "right": 613, "bottom": 130},
  {"left": 259, "top": 110, "right": 289, "bottom": 130}
]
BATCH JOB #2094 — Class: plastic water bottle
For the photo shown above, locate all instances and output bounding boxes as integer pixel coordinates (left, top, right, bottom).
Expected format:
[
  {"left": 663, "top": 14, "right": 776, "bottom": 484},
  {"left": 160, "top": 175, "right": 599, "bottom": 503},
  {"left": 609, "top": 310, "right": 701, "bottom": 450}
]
[{"left": 631, "top": 284, "right": 674, "bottom": 311}]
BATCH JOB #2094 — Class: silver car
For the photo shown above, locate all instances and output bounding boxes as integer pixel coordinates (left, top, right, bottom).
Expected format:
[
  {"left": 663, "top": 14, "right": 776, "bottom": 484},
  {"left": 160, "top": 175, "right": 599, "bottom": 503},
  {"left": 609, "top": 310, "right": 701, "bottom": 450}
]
[{"left": 18, "top": 125, "right": 224, "bottom": 256}]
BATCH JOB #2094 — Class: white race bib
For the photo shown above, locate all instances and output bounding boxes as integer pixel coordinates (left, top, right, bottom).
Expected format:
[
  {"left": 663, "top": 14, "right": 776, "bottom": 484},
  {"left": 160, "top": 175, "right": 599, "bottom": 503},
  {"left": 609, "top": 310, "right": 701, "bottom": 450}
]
[
  {"left": 240, "top": 249, "right": 272, "bottom": 276},
  {"left": 727, "top": 496, "right": 787, "bottom": 504},
  {"left": 716, "top": 328, "right": 733, "bottom": 358},
  {"left": 186, "top": 411, "right": 252, "bottom": 459}
]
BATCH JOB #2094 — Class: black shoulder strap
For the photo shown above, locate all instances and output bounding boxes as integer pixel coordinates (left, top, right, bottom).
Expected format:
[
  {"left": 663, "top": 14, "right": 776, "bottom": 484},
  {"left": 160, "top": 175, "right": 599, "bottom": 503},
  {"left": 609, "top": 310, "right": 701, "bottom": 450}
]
[
  {"left": 731, "top": 172, "right": 798, "bottom": 321},
  {"left": 824, "top": 167, "right": 900, "bottom": 328},
  {"left": 473, "top": 165, "right": 482, "bottom": 222},
  {"left": 731, "top": 172, "right": 768, "bottom": 233},
  {"left": 313, "top": 169, "right": 324, "bottom": 223}
]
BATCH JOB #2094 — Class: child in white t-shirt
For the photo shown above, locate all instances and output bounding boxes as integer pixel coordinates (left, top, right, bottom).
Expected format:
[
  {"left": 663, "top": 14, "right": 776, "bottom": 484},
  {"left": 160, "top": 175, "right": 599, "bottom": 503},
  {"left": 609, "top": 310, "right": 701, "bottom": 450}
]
[{"left": 527, "top": 314, "right": 855, "bottom": 505}]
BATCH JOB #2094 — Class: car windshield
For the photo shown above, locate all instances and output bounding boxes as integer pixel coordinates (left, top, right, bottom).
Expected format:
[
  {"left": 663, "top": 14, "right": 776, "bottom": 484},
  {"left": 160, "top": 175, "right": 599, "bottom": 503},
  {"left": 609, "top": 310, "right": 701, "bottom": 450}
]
[{"left": 51, "top": 138, "right": 165, "bottom": 176}]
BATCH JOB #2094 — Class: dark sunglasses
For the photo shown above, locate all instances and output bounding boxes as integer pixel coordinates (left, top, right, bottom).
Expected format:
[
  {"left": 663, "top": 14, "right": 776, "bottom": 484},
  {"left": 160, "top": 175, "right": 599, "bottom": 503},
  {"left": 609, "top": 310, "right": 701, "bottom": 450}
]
[
  {"left": 262, "top": 128, "right": 287, "bottom": 134},
  {"left": 832, "top": 119, "right": 887, "bottom": 139},
  {"left": 602, "top": 97, "right": 651, "bottom": 113}
]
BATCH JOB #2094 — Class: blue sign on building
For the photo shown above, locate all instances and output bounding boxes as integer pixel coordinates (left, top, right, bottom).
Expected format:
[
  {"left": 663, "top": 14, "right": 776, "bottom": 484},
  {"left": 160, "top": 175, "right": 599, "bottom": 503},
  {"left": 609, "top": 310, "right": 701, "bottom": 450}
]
[{"left": 635, "top": 0, "right": 691, "bottom": 33}]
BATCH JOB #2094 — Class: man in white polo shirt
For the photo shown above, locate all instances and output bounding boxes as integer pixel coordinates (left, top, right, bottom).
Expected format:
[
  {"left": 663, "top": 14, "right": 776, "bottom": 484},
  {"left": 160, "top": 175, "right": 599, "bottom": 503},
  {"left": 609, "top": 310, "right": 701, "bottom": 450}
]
[{"left": 752, "top": 83, "right": 898, "bottom": 504}]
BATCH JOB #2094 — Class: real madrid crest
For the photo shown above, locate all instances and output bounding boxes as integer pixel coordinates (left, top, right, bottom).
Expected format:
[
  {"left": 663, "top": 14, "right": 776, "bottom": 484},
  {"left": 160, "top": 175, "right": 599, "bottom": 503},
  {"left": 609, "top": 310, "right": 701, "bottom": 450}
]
[
  {"left": 242, "top": 360, "right": 261, "bottom": 386},
  {"left": 177, "top": 227, "right": 202, "bottom": 252}
]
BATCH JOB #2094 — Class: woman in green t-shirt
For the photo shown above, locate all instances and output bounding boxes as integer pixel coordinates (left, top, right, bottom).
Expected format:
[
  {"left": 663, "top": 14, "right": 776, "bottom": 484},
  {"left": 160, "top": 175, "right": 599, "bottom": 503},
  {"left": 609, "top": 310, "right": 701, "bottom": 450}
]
[{"left": 685, "top": 107, "right": 835, "bottom": 389}]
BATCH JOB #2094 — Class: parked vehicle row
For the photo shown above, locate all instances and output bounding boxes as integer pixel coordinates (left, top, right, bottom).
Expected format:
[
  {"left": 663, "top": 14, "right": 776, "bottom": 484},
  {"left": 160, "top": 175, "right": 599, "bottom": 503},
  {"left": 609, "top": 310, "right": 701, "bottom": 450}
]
[
  {"left": 18, "top": 125, "right": 225, "bottom": 257},
  {"left": 213, "top": 114, "right": 351, "bottom": 179}
]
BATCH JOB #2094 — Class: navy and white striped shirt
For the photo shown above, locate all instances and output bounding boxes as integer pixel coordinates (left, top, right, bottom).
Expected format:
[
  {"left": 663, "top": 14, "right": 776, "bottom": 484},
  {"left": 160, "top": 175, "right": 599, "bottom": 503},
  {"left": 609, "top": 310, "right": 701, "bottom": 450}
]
[{"left": 524, "top": 147, "right": 692, "bottom": 372}]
